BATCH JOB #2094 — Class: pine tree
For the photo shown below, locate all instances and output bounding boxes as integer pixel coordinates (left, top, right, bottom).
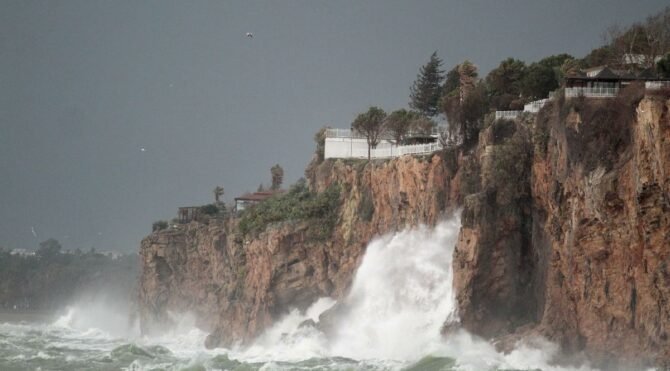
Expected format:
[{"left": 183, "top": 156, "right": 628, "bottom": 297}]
[
  {"left": 270, "top": 164, "right": 284, "bottom": 190},
  {"left": 410, "top": 52, "right": 445, "bottom": 117}
]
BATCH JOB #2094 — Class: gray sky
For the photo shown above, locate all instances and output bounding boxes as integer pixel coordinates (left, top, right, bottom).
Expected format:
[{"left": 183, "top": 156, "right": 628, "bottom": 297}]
[{"left": 1, "top": 0, "right": 667, "bottom": 252}]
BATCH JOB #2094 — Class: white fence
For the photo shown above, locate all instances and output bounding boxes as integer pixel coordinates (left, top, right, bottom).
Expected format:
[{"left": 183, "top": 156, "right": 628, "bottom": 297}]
[
  {"left": 495, "top": 110, "right": 522, "bottom": 120},
  {"left": 645, "top": 81, "right": 670, "bottom": 90},
  {"left": 565, "top": 87, "right": 619, "bottom": 98},
  {"left": 324, "top": 137, "right": 442, "bottom": 159},
  {"left": 524, "top": 98, "right": 550, "bottom": 113},
  {"left": 325, "top": 128, "right": 365, "bottom": 139},
  {"left": 325, "top": 127, "right": 442, "bottom": 140},
  {"left": 370, "top": 142, "right": 442, "bottom": 158}
]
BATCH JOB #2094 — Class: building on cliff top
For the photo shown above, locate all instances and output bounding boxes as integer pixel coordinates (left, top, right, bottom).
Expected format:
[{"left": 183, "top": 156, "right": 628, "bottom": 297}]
[
  {"left": 178, "top": 206, "right": 200, "bottom": 223},
  {"left": 234, "top": 191, "right": 280, "bottom": 212},
  {"left": 495, "top": 66, "right": 670, "bottom": 119},
  {"left": 564, "top": 66, "right": 669, "bottom": 97}
]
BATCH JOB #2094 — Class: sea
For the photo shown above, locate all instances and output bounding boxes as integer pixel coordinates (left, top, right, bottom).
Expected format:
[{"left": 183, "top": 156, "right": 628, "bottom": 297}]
[{"left": 0, "top": 218, "right": 599, "bottom": 371}]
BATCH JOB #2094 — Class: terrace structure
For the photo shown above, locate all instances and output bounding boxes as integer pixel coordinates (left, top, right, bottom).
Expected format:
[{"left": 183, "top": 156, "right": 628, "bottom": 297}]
[
  {"left": 563, "top": 65, "right": 668, "bottom": 97},
  {"left": 324, "top": 127, "right": 443, "bottom": 160},
  {"left": 177, "top": 206, "right": 200, "bottom": 223},
  {"left": 494, "top": 66, "right": 670, "bottom": 119},
  {"left": 234, "top": 191, "right": 279, "bottom": 213}
]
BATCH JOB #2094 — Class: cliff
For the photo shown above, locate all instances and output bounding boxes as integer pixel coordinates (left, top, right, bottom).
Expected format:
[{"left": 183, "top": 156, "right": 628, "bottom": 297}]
[
  {"left": 138, "top": 154, "right": 463, "bottom": 347},
  {"left": 454, "top": 91, "right": 670, "bottom": 368},
  {"left": 138, "top": 90, "right": 670, "bottom": 368}
]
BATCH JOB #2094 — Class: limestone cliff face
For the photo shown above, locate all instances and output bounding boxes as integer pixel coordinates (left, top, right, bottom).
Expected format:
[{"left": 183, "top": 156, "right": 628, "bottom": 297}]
[
  {"left": 138, "top": 154, "right": 462, "bottom": 347},
  {"left": 138, "top": 221, "right": 237, "bottom": 334},
  {"left": 139, "top": 94, "right": 669, "bottom": 367},
  {"left": 454, "top": 94, "right": 670, "bottom": 368}
]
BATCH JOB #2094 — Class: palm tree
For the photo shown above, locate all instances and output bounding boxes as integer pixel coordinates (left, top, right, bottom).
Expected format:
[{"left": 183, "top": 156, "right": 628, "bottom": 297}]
[{"left": 213, "top": 186, "right": 224, "bottom": 203}]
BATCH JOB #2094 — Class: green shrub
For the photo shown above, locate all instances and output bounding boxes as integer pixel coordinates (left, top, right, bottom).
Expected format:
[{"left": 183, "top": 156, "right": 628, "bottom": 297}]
[
  {"left": 563, "top": 83, "right": 641, "bottom": 172},
  {"left": 460, "top": 156, "right": 481, "bottom": 197},
  {"left": 358, "top": 190, "right": 375, "bottom": 222},
  {"left": 441, "top": 146, "right": 459, "bottom": 175},
  {"left": 152, "top": 220, "right": 169, "bottom": 232},
  {"left": 237, "top": 180, "right": 341, "bottom": 240},
  {"left": 533, "top": 103, "right": 553, "bottom": 157},
  {"left": 199, "top": 204, "right": 220, "bottom": 216},
  {"left": 490, "top": 129, "right": 532, "bottom": 204}
]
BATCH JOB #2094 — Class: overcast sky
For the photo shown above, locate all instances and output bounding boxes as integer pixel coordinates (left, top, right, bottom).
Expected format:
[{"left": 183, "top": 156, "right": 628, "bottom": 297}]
[{"left": 1, "top": 0, "right": 667, "bottom": 252}]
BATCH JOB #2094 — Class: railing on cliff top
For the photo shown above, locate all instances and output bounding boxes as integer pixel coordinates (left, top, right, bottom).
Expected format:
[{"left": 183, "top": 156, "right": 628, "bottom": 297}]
[
  {"left": 524, "top": 98, "right": 551, "bottom": 113},
  {"left": 565, "top": 87, "right": 619, "bottom": 98},
  {"left": 494, "top": 110, "right": 523, "bottom": 120},
  {"left": 645, "top": 81, "right": 670, "bottom": 90},
  {"left": 369, "top": 142, "right": 443, "bottom": 159},
  {"left": 325, "top": 128, "right": 365, "bottom": 139},
  {"left": 325, "top": 127, "right": 441, "bottom": 139}
]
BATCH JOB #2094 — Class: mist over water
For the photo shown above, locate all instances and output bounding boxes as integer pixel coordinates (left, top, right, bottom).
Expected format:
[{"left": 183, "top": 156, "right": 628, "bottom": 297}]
[{"left": 0, "top": 217, "right": 598, "bottom": 370}]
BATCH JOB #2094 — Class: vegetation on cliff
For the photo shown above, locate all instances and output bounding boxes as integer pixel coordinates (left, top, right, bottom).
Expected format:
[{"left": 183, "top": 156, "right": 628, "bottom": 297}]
[{"left": 238, "top": 180, "right": 341, "bottom": 239}]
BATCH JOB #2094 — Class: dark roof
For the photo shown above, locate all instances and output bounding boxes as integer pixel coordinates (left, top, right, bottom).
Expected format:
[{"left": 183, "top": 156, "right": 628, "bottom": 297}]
[
  {"left": 594, "top": 67, "right": 621, "bottom": 79},
  {"left": 178, "top": 206, "right": 200, "bottom": 210},
  {"left": 565, "top": 65, "right": 660, "bottom": 81},
  {"left": 234, "top": 191, "right": 281, "bottom": 202},
  {"left": 637, "top": 68, "right": 657, "bottom": 79}
]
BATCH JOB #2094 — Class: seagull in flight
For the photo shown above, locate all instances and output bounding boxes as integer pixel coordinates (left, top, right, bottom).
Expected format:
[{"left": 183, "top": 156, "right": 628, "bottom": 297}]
[{"left": 246, "top": 32, "right": 253, "bottom": 38}]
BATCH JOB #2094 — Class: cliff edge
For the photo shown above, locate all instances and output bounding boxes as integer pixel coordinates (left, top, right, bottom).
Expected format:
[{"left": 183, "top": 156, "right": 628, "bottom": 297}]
[{"left": 454, "top": 91, "right": 670, "bottom": 368}]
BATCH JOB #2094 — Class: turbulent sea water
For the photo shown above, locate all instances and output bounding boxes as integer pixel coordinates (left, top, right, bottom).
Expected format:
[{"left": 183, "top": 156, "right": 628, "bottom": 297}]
[{"left": 0, "top": 218, "right": 597, "bottom": 371}]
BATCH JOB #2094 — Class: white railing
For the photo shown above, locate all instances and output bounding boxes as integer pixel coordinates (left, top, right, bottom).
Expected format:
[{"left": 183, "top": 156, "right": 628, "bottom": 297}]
[
  {"left": 325, "top": 128, "right": 365, "bottom": 139},
  {"left": 565, "top": 87, "right": 619, "bottom": 98},
  {"left": 524, "top": 98, "right": 550, "bottom": 113},
  {"left": 326, "top": 127, "right": 442, "bottom": 139},
  {"left": 495, "top": 110, "right": 523, "bottom": 120},
  {"left": 370, "top": 142, "right": 443, "bottom": 159},
  {"left": 645, "top": 81, "right": 670, "bottom": 90}
]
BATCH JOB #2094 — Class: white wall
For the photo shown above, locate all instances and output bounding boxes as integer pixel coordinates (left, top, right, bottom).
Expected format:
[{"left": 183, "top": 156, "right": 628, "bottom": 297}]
[
  {"left": 324, "top": 137, "right": 393, "bottom": 159},
  {"left": 324, "top": 137, "right": 442, "bottom": 159}
]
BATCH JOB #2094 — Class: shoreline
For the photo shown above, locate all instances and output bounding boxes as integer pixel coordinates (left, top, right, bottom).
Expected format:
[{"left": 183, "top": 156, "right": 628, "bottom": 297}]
[{"left": 0, "top": 309, "right": 57, "bottom": 324}]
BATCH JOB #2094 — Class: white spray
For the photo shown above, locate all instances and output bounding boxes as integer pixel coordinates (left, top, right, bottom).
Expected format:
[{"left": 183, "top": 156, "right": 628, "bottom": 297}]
[
  {"left": 327, "top": 218, "right": 460, "bottom": 361},
  {"left": 240, "top": 216, "right": 597, "bottom": 370}
]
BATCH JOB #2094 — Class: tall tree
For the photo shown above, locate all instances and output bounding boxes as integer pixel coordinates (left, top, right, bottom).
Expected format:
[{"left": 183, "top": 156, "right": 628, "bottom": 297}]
[
  {"left": 441, "top": 61, "right": 479, "bottom": 144},
  {"left": 352, "top": 107, "right": 387, "bottom": 160},
  {"left": 385, "top": 109, "right": 414, "bottom": 145},
  {"left": 458, "top": 61, "right": 478, "bottom": 102},
  {"left": 605, "top": 8, "right": 670, "bottom": 70},
  {"left": 442, "top": 66, "right": 461, "bottom": 97},
  {"left": 559, "top": 58, "right": 583, "bottom": 79},
  {"left": 458, "top": 83, "right": 489, "bottom": 148},
  {"left": 270, "top": 164, "right": 284, "bottom": 190},
  {"left": 410, "top": 52, "right": 445, "bottom": 117},
  {"left": 486, "top": 58, "right": 527, "bottom": 96},
  {"left": 521, "top": 54, "right": 573, "bottom": 99},
  {"left": 37, "top": 239, "right": 62, "bottom": 260},
  {"left": 486, "top": 58, "right": 527, "bottom": 110},
  {"left": 213, "top": 186, "right": 224, "bottom": 203}
]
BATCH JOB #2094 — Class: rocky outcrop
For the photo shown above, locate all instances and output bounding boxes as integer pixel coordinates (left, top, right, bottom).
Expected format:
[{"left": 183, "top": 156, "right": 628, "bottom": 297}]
[
  {"left": 139, "top": 154, "right": 463, "bottom": 347},
  {"left": 454, "top": 93, "right": 670, "bottom": 368},
  {"left": 453, "top": 118, "right": 538, "bottom": 337},
  {"left": 139, "top": 92, "right": 670, "bottom": 368}
]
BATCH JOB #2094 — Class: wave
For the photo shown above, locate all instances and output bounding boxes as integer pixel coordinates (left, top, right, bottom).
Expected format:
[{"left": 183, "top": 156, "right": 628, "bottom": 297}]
[
  {"left": 232, "top": 216, "right": 597, "bottom": 371},
  {"left": 0, "top": 216, "right": 600, "bottom": 370}
]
